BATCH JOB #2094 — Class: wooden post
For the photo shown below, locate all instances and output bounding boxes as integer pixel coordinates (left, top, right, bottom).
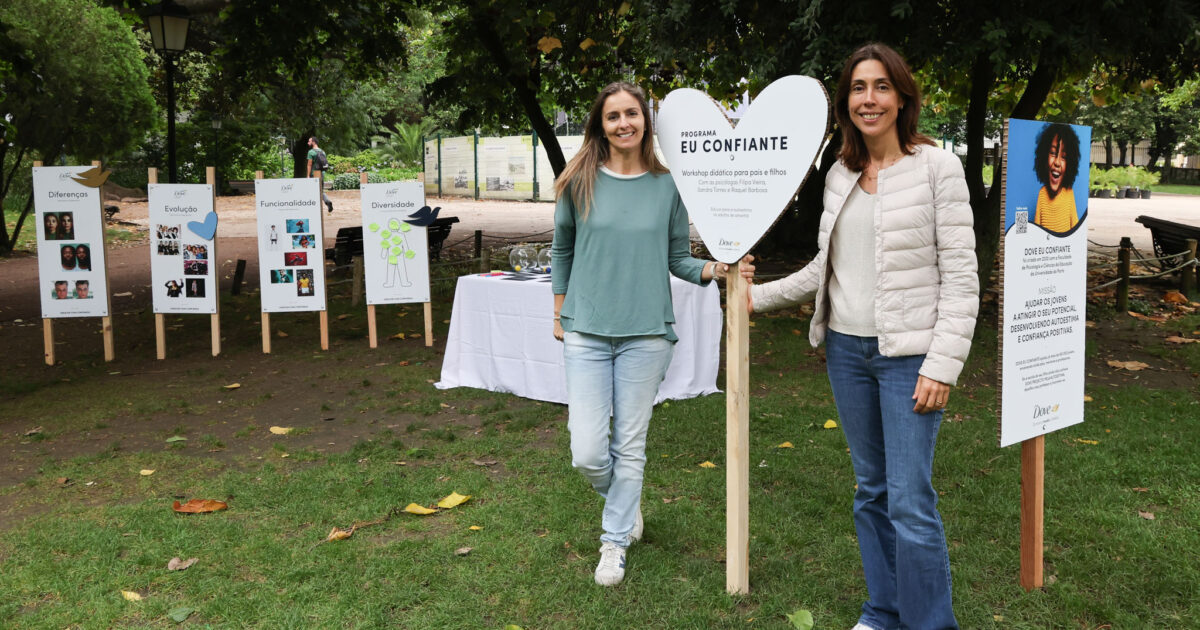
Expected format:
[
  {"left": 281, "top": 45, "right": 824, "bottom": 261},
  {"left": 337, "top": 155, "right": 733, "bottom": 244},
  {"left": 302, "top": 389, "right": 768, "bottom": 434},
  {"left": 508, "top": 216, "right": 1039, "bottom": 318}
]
[
  {"left": 726, "top": 261, "right": 750, "bottom": 595},
  {"left": 257, "top": 170, "right": 270, "bottom": 353},
  {"left": 149, "top": 167, "right": 168, "bottom": 360},
  {"left": 1020, "top": 435, "right": 1045, "bottom": 590},
  {"left": 1182, "top": 238, "right": 1198, "bottom": 299},
  {"left": 95, "top": 159, "right": 114, "bottom": 362},
  {"left": 36, "top": 161, "right": 55, "bottom": 365},
  {"left": 423, "top": 302, "right": 434, "bottom": 347},
  {"left": 207, "top": 166, "right": 221, "bottom": 356},
  {"left": 317, "top": 168, "right": 330, "bottom": 351},
  {"left": 1117, "top": 237, "right": 1131, "bottom": 312},
  {"left": 319, "top": 311, "right": 329, "bottom": 350},
  {"left": 367, "top": 305, "right": 378, "bottom": 348}
]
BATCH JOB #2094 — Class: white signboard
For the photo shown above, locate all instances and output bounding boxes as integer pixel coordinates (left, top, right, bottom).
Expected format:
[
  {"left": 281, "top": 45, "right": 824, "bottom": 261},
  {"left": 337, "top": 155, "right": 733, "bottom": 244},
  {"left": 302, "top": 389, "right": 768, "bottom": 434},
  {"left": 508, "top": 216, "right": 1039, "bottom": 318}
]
[
  {"left": 360, "top": 182, "right": 431, "bottom": 304},
  {"left": 148, "top": 184, "right": 217, "bottom": 314},
  {"left": 999, "top": 119, "right": 1090, "bottom": 447},
  {"left": 33, "top": 166, "right": 110, "bottom": 318},
  {"left": 656, "top": 76, "right": 830, "bottom": 263},
  {"left": 255, "top": 178, "right": 326, "bottom": 312}
]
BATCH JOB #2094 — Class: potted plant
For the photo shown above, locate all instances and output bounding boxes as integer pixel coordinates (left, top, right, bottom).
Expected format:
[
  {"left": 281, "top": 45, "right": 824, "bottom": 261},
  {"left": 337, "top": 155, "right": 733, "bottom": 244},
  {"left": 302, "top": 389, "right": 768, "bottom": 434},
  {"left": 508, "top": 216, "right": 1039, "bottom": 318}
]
[
  {"left": 1136, "top": 167, "right": 1160, "bottom": 199},
  {"left": 1093, "top": 167, "right": 1116, "bottom": 198},
  {"left": 1089, "top": 165, "right": 1104, "bottom": 197}
]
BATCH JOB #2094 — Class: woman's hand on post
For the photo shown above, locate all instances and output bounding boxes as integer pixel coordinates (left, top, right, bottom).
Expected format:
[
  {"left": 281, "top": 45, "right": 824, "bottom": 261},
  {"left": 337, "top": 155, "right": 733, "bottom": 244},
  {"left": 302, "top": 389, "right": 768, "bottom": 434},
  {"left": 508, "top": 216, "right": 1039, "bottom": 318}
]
[
  {"left": 912, "top": 375, "right": 950, "bottom": 414},
  {"left": 553, "top": 318, "right": 564, "bottom": 342},
  {"left": 711, "top": 255, "right": 755, "bottom": 283}
]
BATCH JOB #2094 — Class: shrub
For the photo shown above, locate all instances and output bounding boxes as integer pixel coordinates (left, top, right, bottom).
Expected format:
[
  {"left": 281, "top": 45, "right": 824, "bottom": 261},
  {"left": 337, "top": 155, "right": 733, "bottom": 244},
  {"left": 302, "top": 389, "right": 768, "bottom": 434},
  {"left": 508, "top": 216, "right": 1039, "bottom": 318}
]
[
  {"left": 327, "top": 149, "right": 389, "bottom": 175},
  {"left": 331, "top": 172, "right": 387, "bottom": 190},
  {"left": 372, "top": 166, "right": 423, "bottom": 182}
]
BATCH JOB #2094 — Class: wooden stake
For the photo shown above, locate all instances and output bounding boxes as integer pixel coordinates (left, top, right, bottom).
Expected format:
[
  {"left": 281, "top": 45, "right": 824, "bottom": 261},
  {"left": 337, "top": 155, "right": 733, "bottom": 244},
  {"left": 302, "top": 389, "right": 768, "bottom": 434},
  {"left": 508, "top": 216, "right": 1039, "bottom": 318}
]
[
  {"left": 149, "top": 167, "right": 167, "bottom": 360},
  {"left": 423, "top": 301, "right": 433, "bottom": 347},
  {"left": 725, "top": 261, "right": 751, "bottom": 595},
  {"left": 1020, "top": 435, "right": 1045, "bottom": 590},
  {"left": 95, "top": 159, "right": 114, "bottom": 362},
  {"left": 207, "top": 166, "right": 221, "bottom": 356},
  {"left": 257, "top": 171, "right": 270, "bottom": 353},
  {"left": 35, "top": 160, "right": 55, "bottom": 366},
  {"left": 319, "top": 311, "right": 330, "bottom": 350},
  {"left": 367, "top": 304, "right": 378, "bottom": 348}
]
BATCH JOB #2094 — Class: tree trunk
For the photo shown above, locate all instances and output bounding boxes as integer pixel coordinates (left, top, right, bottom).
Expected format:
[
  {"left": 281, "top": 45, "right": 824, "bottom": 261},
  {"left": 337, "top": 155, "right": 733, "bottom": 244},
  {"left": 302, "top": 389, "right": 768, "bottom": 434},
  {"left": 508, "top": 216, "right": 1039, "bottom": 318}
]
[
  {"left": 1117, "top": 140, "right": 1128, "bottom": 166},
  {"left": 1104, "top": 136, "right": 1113, "bottom": 168},
  {"left": 965, "top": 54, "right": 998, "bottom": 292}
]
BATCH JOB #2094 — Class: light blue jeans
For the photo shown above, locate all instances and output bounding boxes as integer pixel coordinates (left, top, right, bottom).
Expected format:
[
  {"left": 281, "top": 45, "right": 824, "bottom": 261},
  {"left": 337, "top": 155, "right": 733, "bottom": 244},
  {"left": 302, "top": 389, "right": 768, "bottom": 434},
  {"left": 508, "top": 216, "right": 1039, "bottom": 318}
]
[
  {"left": 563, "top": 331, "right": 674, "bottom": 547},
  {"left": 825, "top": 331, "right": 958, "bottom": 630}
]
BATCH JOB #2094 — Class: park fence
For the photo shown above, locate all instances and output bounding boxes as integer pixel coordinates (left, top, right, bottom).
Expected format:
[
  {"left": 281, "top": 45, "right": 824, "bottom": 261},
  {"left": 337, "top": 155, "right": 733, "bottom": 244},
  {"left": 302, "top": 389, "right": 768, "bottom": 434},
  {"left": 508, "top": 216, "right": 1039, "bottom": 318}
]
[{"left": 423, "top": 133, "right": 585, "bottom": 202}]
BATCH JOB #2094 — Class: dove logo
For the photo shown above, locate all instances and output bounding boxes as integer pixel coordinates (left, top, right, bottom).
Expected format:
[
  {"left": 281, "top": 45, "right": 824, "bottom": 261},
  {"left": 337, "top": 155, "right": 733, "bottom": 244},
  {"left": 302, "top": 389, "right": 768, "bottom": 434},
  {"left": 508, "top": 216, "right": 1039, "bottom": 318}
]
[
  {"left": 1032, "top": 403, "right": 1058, "bottom": 419},
  {"left": 59, "top": 172, "right": 75, "bottom": 181},
  {"left": 281, "top": 184, "right": 293, "bottom": 193},
  {"left": 174, "top": 189, "right": 188, "bottom": 198},
  {"left": 719, "top": 238, "right": 740, "bottom": 247},
  {"left": 385, "top": 188, "right": 399, "bottom": 197}
]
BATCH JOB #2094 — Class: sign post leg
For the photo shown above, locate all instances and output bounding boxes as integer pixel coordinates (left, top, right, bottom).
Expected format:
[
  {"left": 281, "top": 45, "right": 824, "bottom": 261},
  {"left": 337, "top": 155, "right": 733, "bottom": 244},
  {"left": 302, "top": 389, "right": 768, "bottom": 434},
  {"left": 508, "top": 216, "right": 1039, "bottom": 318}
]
[
  {"left": 43, "top": 318, "right": 55, "bottom": 366},
  {"left": 1020, "top": 435, "right": 1045, "bottom": 590},
  {"left": 155, "top": 314, "right": 167, "bottom": 360},
  {"left": 319, "top": 311, "right": 330, "bottom": 350},
  {"left": 726, "top": 261, "right": 750, "bottom": 594},
  {"left": 367, "top": 304, "right": 378, "bottom": 348},
  {"left": 423, "top": 302, "right": 434, "bottom": 347},
  {"left": 261, "top": 313, "right": 271, "bottom": 354}
]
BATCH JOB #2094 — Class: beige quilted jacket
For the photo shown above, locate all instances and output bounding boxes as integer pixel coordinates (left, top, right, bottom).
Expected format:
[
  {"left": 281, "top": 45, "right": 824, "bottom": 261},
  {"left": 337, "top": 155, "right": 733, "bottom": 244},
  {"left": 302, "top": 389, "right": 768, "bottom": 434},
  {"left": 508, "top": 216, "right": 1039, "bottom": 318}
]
[{"left": 751, "top": 145, "right": 979, "bottom": 385}]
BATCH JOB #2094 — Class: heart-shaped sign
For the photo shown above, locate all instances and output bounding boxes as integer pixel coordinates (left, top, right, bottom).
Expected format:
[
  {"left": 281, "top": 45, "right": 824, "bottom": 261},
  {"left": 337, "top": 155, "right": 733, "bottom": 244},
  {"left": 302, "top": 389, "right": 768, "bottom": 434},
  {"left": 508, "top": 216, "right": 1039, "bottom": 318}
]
[
  {"left": 657, "top": 76, "right": 830, "bottom": 263},
  {"left": 187, "top": 211, "right": 218, "bottom": 241}
]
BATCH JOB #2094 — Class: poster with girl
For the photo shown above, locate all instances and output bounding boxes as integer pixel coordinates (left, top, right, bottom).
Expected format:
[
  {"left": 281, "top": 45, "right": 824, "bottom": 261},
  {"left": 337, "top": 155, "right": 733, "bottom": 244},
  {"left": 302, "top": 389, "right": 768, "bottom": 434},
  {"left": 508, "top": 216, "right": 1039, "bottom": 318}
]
[
  {"left": 359, "top": 182, "right": 431, "bottom": 305},
  {"left": 149, "top": 184, "right": 217, "bottom": 314},
  {"left": 255, "top": 178, "right": 326, "bottom": 312},
  {"left": 999, "top": 119, "right": 1091, "bottom": 446},
  {"left": 33, "top": 167, "right": 110, "bottom": 318}
]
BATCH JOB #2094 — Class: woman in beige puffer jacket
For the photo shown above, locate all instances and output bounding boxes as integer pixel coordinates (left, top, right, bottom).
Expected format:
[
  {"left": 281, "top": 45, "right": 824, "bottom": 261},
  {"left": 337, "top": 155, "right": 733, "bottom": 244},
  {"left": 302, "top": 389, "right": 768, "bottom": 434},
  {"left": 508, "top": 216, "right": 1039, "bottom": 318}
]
[{"left": 750, "top": 43, "right": 978, "bottom": 630}]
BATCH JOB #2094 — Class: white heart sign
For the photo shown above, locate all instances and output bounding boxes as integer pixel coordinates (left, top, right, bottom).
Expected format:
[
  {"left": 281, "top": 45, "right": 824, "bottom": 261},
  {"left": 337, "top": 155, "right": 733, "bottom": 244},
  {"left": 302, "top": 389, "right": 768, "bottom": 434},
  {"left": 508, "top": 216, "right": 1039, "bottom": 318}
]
[{"left": 657, "top": 76, "right": 830, "bottom": 263}]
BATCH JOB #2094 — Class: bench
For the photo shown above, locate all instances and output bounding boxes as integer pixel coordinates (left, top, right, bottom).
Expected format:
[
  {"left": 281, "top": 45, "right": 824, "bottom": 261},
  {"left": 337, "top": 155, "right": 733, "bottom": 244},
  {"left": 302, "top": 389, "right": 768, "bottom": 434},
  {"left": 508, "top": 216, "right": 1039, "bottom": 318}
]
[
  {"left": 1134, "top": 215, "right": 1200, "bottom": 270},
  {"left": 228, "top": 180, "right": 255, "bottom": 194},
  {"left": 324, "top": 216, "right": 460, "bottom": 267}
]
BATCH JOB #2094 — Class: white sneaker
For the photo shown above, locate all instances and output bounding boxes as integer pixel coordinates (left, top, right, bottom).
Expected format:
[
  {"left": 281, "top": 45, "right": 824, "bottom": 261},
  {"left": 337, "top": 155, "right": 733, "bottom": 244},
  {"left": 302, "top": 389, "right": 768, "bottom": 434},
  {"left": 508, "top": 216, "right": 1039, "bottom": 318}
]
[
  {"left": 851, "top": 623, "right": 877, "bottom": 630},
  {"left": 594, "top": 542, "right": 626, "bottom": 586},
  {"left": 630, "top": 504, "right": 644, "bottom": 543}
]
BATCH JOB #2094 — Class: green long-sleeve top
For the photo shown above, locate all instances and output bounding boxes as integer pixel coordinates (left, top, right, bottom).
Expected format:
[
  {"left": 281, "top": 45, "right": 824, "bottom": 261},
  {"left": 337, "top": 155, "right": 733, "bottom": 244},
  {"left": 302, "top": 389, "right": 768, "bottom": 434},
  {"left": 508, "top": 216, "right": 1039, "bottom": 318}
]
[{"left": 551, "top": 168, "right": 710, "bottom": 342}]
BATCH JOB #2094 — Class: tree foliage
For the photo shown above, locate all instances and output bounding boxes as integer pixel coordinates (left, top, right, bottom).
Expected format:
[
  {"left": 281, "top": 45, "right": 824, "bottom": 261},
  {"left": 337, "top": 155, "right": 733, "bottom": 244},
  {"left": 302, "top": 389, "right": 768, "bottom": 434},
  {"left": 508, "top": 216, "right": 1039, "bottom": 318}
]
[{"left": 0, "top": 0, "right": 155, "bottom": 255}]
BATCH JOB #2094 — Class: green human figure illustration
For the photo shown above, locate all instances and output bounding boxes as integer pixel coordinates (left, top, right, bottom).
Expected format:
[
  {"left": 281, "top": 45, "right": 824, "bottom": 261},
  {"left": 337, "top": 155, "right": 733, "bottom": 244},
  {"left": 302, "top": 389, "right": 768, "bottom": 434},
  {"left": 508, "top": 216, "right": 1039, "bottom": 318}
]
[{"left": 367, "top": 218, "right": 417, "bottom": 289}]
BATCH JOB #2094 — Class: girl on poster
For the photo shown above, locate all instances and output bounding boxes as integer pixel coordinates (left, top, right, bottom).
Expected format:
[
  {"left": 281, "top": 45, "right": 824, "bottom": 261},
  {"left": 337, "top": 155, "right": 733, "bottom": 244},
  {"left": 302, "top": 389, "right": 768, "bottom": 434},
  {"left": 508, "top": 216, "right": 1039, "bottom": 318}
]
[
  {"left": 57, "top": 212, "right": 75, "bottom": 240},
  {"left": 1032, "top": 123, "right": 1082, "bottom": 234},
  {"left": 749, "top": 43, "right": 978, "bottom": 630},
  {"left": 550, "top": 81, "right": 753, "bottom": 587},
  {"left": 75, "top": 243, "right": 92, "bottom": 271},
  {"left": 43, "top": 213, "right": 59, "bottom": 240}
]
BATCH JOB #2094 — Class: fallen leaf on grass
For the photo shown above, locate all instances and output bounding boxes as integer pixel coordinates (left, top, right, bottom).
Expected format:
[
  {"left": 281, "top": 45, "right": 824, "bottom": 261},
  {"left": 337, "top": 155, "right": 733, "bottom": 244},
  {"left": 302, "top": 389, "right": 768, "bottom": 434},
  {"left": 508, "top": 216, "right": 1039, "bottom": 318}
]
[
  {"left": 140, "top": 469, "right": 156, "bottom": 476},
  {"left": 1074, "top": 438, "right": 1099, "bottom": 445},
  {"left": 1138, "top": 510, "right": 1155, "bottom": 520},
  {"left": 1128, "top": 311, "right": 1167, "bottom": 322},
  {"left": 222, "top": 383, "right": 240, "bottom": 390},
  {"left": 469, "top": 525, "right": 482, "bottom": 531},
  {"left": 327, "top": 526, "right": 355, "bottom": 541},
  {"left": 24, "top": 426, "right": 44, "bottom": 436},
  {"left": 993, "top": 615, "right": 1004, "bottom": 622},
  {"left": 1083, "top": 395, "right": 1093, "bottom": 402},
  {"left": 336, "top": 314, "right": 350, "bottom": 320},
  {"left": 698, "top": 461, "right": 717, "bottom": 468},
  {"left": 404, "top": 503, "right": 438, "bottom": 515},
  {"left": 823, "top": 419, "right": 838, "bottom": 429},
  {"left": 167, "top": 607, "right": 195, "bottom": 622},
  {"left": 454, "top": 546, "right": 473, "bottom": 556},
  {"left": 165, "top": 436, "right": 187, "bottom": 443},
  {"left": 1107, "top": 359, "right": 1150, "bottom": 371},
  {"left": 276, "top": 330, "right": 288, "bottom": 338},
  {"left": 437, "top": 492, "right": 471, "bottom": 509},
  {"left": 1132, "top": 487, "right": 1149, "bottom": 492},
  {"left": 1163, "top": 290, "right": 1188, "bottom": 304},
  {"left": 472, "top": 458, "right": 498, "bottom": 466},
  {"left": 777, "top": 442, "right": 794, "bottom": 448},
  {"left": 172, "top": 499, "right": 228, "bottom": 514},
  {"left": 121, "top": 590, "right": 142, "bottom": 601},
  {"left": 269, "top": 426, "right": 293, "bottom": 435},
  {"left": 1165, "top": 336, "right": 1198, "bottom": 344},
  {"left": 786, "top": 609, "right": 814, "bottom": 630},
  {"left": 392, "top": 333, "right": 406, "bottom": 340},
  {"left": 167, "top": 557, "right": 197, "bottom": 571},
  {"left": 56, "top": 477, "right": 71, "bottom": 486}
]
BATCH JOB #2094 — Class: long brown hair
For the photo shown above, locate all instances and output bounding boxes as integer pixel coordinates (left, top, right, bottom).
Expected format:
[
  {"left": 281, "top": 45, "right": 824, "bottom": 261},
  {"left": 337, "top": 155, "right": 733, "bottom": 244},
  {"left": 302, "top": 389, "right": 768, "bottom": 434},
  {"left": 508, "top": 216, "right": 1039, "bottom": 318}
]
[
  {"left": 554, "top": 82, "right": 668, "bottom": 220},
  {"left": 834, "top": 43, "right": 934, "bottom": 172}
]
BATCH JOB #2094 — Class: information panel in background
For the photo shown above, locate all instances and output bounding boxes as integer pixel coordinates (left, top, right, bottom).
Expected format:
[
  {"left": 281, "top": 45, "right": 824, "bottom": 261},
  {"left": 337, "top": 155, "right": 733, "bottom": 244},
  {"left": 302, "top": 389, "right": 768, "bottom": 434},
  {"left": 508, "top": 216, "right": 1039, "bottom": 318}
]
[
  {"left": 439, "top": 136, "right": 474, "bottom": 196},
  {"left": 423, "top": 140, "right": 439, "bottom": 197},
  {"left": 255, "top": 178, "right": 327, "bottom": 313},
  {"left": 33, "top": 166, "right": 109, "bottom": 318},
  {"left": 479, "top": 136, "right": 534, "bottom": 200},
  {"left": 148, "top": 184, "right": 217, "bottom": 314},
  {"left": 999, "top": 119, "right": 1091, "bottom": 447},
  {"left": 360, "top": 182, "right": 431, "bottom": 304},
  {"left": 535, "top": 135, "right": 583, "bottom": 201}
]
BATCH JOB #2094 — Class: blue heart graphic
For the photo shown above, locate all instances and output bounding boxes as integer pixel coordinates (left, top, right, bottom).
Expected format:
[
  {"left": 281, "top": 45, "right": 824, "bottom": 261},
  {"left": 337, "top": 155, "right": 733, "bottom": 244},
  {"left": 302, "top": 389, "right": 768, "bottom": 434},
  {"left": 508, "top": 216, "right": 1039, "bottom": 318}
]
[{"left": 187, "top": 211, "right": 218, "bottom": 241}]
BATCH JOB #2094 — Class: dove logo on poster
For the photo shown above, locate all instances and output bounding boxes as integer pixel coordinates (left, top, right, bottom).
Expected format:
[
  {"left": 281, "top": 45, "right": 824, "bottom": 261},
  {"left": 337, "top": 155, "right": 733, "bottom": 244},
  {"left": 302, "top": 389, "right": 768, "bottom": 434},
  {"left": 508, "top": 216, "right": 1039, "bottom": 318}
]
[{"left": 657, "top": 76, "right": 830, "bottom": 263}]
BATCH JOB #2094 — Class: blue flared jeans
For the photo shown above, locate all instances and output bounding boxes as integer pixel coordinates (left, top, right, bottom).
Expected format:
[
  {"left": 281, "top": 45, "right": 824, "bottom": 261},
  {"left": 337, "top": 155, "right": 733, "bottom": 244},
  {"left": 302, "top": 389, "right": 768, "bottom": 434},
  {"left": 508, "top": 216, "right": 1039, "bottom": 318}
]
[
  {"left": 563, "top": 331, "right": 674, "bottom": 547},
  {"left": 825, "top": 331, "right": 958, "bottom": 630}
]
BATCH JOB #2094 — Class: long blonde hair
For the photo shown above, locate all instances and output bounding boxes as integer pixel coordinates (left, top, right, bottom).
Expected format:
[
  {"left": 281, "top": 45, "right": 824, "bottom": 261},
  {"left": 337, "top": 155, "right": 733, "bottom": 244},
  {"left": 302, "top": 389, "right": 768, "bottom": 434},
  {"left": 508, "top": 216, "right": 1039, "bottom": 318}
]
[{"left": 554, "top": 82, "right": 668, "bottom": 220}]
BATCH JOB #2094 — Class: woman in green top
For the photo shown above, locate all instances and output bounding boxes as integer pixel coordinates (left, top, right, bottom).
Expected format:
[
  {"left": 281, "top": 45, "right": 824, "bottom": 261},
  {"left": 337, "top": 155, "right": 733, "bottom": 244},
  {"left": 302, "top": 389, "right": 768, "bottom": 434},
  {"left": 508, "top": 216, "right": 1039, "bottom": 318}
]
[{"left": 550, "top": 81, "right": 752, "bottom": 586}]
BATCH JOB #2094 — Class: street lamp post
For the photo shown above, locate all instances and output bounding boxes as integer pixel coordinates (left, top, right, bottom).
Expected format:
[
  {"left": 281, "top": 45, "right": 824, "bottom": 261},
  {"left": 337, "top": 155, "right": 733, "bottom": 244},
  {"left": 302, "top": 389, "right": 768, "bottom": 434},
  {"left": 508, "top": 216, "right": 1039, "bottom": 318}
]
[{"left": 143, "top": 0, "right": 191, "bottom": 184}]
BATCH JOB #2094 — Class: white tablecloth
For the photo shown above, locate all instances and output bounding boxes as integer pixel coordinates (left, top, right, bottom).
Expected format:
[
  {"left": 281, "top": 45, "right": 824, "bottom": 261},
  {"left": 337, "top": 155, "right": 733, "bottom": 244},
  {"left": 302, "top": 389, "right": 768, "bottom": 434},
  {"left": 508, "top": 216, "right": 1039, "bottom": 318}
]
[{"left": 436, "top": 272, "right": 722, "bottom": 404}]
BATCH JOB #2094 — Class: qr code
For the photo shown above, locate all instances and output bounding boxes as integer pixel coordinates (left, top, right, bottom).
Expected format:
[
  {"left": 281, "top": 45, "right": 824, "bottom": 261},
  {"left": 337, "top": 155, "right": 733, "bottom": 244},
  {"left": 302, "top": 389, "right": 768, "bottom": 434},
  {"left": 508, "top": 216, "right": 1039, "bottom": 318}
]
[{"left": 1015, "top": 211, "right": 1028, "bottom": 234}]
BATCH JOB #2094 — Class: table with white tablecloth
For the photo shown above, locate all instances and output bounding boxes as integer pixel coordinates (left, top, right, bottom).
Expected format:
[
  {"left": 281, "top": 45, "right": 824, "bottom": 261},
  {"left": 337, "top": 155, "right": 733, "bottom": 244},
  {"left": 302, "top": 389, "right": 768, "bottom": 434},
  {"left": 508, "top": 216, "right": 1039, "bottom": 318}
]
[{"left": 435, "top": 272, "right": 722, "bottom": 404}]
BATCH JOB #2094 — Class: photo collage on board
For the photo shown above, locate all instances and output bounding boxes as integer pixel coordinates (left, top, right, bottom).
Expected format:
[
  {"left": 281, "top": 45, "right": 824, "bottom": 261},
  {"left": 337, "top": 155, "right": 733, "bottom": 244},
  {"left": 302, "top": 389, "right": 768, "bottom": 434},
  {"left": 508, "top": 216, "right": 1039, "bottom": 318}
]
[
  {"left": 269, "top": 218, "right": 316, "bottom": 297},
  {"left": 156, "top": 223, "right": 209, "bottom": 300},
  {"left": 47, "top": 221, "right": 95, "bottom": 301}
]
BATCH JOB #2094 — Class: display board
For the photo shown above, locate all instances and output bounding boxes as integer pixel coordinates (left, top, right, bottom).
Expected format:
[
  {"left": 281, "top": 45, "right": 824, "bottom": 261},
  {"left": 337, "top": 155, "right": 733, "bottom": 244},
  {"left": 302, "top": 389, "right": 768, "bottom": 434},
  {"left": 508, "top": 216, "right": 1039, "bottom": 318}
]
[
  {"left": 255, "top": 178, "right": 326, "bottom": 312},
  {"left": 479, "top": 135, "right": 534, "bottom": 200},
  {"left": 423, "top": 139, "right": 440, "bottom": 197},
  {"left": 534, "top": 135, "right": 583, "bottom": 201},
  {"left": 439, "top": 136, "right": 474, "bottom": 196},
  {"left": 999, "top": 119, "right": 1090, "bottom": 447},
  {"left": 33, "top": 166, "right": 110, "bottom": 318},
  {"left": 360, "top": 182, "right": 432, "bottom": 304},
  {"left": 148, "top": 184, "right": 217, "bottom": 314}
]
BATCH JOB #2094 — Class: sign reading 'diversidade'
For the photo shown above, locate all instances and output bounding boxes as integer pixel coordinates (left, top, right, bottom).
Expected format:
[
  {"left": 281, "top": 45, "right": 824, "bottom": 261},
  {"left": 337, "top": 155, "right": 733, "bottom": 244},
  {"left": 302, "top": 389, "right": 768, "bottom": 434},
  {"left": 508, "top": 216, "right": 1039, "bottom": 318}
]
[
  {"left": 33, "top": 166, "right": 110, "bottom": 318},
  {"left": 999, "top": 119, "right": 1090, "bottom": 447},
  {"left": 149, "top": 184, "right": 217, "bottom": 314},
  {"left": 255, "top": 178, "right": 326, "bottom": 312},
  {"left": 360, "top": 182, "right": 431, "bottom": 304},
  {"left": 656, "top": 76, "right": 830, "bottom": 263}
]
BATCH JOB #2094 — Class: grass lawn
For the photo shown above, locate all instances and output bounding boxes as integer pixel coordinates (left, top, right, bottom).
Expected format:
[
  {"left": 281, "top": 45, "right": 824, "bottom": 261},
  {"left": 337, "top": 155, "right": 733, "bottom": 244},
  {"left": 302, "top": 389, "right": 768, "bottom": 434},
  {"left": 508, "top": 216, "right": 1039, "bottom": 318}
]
[
  {"left": 1153, "top": 183, "right": 1200, "bottom": 196},
  {"left": 0, "top": 275, "right": 1198, "bottom": 628}
]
